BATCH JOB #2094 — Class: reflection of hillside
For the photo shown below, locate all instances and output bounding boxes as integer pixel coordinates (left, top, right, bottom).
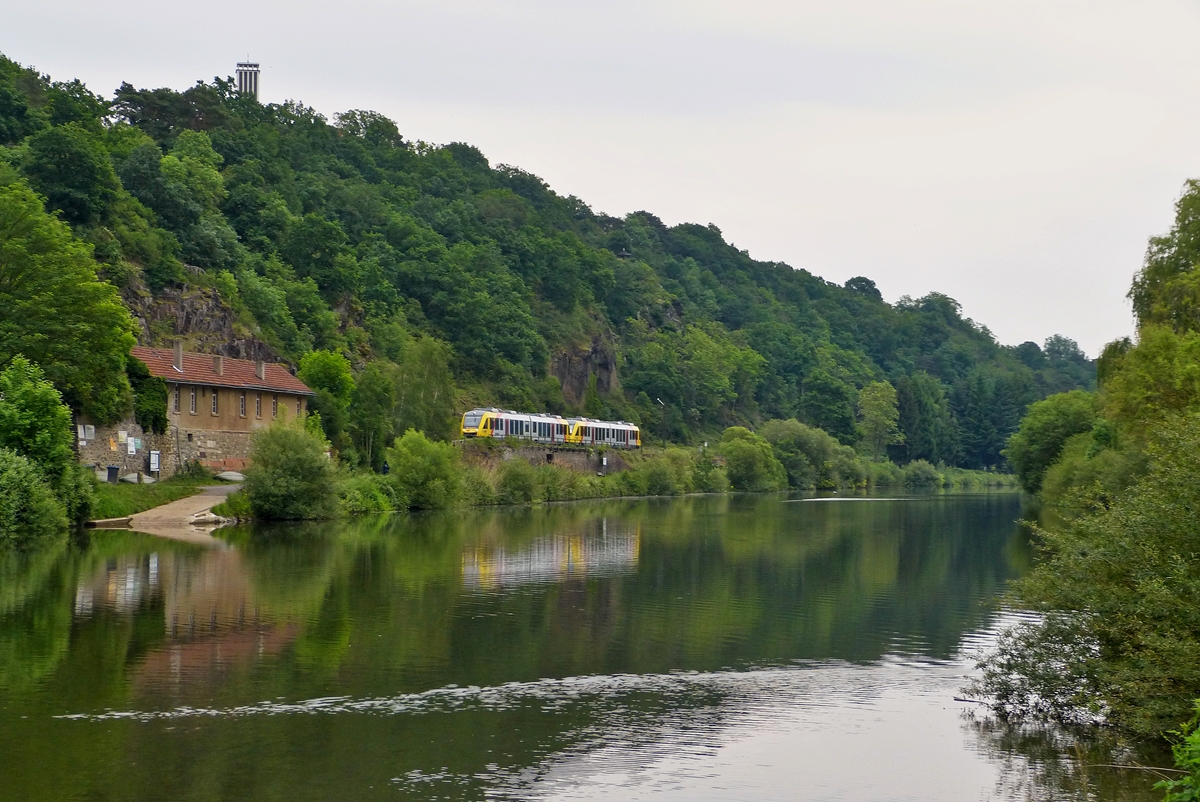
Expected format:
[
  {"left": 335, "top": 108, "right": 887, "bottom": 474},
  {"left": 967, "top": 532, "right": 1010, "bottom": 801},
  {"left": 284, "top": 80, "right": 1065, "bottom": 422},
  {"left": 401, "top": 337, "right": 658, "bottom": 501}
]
[{"left": 462, "top": 519, "right": 639, "bottom": 590}]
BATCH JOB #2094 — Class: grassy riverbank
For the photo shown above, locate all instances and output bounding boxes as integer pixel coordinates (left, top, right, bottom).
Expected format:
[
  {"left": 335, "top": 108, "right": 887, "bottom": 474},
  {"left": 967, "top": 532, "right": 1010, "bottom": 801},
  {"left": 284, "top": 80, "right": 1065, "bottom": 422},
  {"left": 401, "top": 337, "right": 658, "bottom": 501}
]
[{"left": 90, "top": 475, "right": 214, "bottom": 519}]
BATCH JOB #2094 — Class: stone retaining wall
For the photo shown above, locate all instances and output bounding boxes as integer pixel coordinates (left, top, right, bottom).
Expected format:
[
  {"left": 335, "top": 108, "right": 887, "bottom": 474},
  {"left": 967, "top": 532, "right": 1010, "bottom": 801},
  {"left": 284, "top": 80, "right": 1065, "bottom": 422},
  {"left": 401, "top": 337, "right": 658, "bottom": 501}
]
[
  {"left": 77, "top": 418, "right": 254, "bottom": 479},
  {"left": 459, "top": 441, "right": 631, "bottom": 475}
]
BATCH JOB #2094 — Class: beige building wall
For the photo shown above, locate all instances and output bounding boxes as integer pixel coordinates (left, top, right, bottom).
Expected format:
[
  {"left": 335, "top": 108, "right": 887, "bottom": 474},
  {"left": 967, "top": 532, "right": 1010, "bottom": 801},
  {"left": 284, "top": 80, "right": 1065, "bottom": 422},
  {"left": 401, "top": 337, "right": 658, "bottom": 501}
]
[{"left": 79, "top": 385, "right": 309, "bottom": 478}]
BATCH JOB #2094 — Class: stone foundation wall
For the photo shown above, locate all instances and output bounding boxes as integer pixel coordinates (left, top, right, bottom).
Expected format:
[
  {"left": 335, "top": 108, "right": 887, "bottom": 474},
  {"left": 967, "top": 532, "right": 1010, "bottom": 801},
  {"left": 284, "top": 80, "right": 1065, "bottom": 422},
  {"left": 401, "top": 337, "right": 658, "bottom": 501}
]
[
  {"left": 77, "top": 418, "right": 254, "bottom": 479},
  {"left": 173, "top": 426, "right": 253, "bottom": 473},
  {"left": 76, "top": 417, "right": 176, "bottom": 479},
  {"left": 459, "top": 441, "right": 631, "bottom": 475}
]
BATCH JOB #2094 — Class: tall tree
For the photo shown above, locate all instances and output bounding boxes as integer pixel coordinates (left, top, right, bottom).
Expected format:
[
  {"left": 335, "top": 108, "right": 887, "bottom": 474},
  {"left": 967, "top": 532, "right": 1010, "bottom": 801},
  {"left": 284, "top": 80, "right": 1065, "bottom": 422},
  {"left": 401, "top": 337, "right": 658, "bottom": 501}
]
[
  {"left": 350, "top": 361, "right": 395, "bottom": 469},
  {"left": 857, "top": 381, "right": 903, "bottom": 460},
  {"left": 21, "top": 123, "right": 119, "bottom": 226},
  {"left": 0, "top": 180, "right": 136, "bottom": 421}
]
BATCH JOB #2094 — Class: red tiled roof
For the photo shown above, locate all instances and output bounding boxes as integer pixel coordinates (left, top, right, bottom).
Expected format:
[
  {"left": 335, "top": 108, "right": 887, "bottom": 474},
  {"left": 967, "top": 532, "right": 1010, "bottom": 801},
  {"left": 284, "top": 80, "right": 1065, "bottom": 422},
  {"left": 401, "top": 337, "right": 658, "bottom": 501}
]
[{"left": 131, "top": 347, "right": 313, "bottom": 395}]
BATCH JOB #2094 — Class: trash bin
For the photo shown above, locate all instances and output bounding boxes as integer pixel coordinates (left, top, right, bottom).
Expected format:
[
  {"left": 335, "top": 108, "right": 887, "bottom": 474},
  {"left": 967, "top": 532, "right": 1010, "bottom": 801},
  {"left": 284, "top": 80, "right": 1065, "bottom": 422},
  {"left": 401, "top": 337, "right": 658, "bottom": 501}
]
[{"left": 106, "top": 465, "right": 119, "bottom": 484}]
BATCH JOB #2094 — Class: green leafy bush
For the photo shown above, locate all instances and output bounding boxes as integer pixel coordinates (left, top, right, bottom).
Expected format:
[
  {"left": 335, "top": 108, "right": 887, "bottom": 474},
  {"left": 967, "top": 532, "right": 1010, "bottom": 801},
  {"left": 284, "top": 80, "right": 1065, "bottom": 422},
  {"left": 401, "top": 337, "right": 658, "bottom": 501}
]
[
  {"left": 496, "top": 458, "right": 537, "bottom": 505},
  {"left": 691, "top": 449, "right": 728, "bottom": 493},
  {"left": 642, "top": 458, "right": 678, "bottom": 496},
  {"left": 0, "top": 448, "right": 65, "bottom": 546},
  {"left": 719, "top": 427, "right": 787, "bottom": 492},
  {"left": 759, "top": 418, "right": 863, "bottom": 490},
  {"left": 460, "top": 465, "right": 498, "bottom": 506},
  {"left": 210, "top": 489, "right": 251, "bottom": 520},
  {"left": 0, "top": 356, "right": 75, "bottom": 480},
  {"left": 0, "top": 356, "right": 93, "bottom": 524},
  {"left": 902, "top": 459, "right": 942, "bottom": 487},
  {"left": 1159, "top": 701, "right": 1200, "bottom": 801},
  {"left": 867, "top": 460, "right": 904, "bottom": 487},
  {"left": 336, "top": 471, "right": 404, "bottom": 514},
  {"left": 243, "top": 420, "right": 337, "bottom": 520},
  {"left": 386, "top": 429, "right": 461, "bottom": 509},
  {"left": 1004, "top": 390, "right": 1097, "bottom": 493}
]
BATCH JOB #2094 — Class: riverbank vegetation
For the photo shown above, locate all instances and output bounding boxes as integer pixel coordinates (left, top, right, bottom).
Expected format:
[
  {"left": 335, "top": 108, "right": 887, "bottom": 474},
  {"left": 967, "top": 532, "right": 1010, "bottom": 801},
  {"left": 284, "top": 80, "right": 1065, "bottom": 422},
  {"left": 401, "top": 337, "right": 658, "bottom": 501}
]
[
  {"left": 0, "top": 357, "right": 95, "bottom": 545},
  {"left": 974, "top": 178, "right": 1200, "bottom": 758},
  {"left": 225, "top": 415, "right": 1015, "bottom": 521}
]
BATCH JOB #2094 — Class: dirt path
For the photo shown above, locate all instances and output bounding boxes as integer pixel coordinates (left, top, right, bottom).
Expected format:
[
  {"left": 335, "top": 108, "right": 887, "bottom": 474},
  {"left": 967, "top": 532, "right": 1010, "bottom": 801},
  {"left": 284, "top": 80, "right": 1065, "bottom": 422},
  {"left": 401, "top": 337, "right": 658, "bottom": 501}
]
[{"left": 125, "top": 484, "right": 240, "bottom": 546}]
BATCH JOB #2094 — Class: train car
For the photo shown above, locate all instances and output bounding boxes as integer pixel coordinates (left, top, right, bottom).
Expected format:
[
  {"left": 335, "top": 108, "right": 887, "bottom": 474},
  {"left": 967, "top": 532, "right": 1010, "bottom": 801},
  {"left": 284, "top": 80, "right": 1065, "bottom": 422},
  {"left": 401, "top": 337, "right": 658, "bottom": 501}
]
[
  {"left": 461, "top": 408, "right": 640, "bottom": 448},
  {"left": 461, "top": 408, "right": 570, "bottom": 444},
  {"left": 565, "top": 417, "right": 641, "bottom": 448}
]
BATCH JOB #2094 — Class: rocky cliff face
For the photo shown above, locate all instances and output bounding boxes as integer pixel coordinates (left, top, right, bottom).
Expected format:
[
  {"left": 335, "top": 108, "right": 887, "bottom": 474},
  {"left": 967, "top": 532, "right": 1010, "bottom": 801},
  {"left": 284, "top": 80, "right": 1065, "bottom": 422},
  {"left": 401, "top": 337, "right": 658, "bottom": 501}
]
[
  {"left": 550, "top": 333, "right": 620, "bottom": 405},
  {"left": 122, "top": 278, "right": 281, "bottom": 363}
]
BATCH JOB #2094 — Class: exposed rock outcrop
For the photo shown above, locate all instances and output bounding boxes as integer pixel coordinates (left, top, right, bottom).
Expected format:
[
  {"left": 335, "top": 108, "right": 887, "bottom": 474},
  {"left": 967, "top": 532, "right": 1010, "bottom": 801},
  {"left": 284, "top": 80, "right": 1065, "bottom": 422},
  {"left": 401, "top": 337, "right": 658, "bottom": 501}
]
[
  {"left": 122, "top": 277, "right": 280, "bottom": 363},
  {"left": 550, "top": 333, "right": 620, "bottom": 405}
]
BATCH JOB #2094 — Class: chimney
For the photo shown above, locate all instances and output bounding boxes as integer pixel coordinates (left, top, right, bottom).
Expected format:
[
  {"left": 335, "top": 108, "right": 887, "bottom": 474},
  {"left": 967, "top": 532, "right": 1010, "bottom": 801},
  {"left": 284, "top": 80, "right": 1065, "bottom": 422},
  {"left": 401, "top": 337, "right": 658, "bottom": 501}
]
[
  {"left": 255, "top": 360, "right": 266, "bottom": 381},
  {"left": 213, "top": 355, "right": 224, "bottom": 376},
  {"left": 172, "top": 340, "right": 183, "bottom": 372}
]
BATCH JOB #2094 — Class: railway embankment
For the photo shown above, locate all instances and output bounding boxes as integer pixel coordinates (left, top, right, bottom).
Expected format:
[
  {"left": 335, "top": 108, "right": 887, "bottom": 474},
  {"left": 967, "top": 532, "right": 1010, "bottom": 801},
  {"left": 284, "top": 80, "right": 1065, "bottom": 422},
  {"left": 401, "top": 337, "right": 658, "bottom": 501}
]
[{"left": 457, "top": 439, "right": 632, "bottom": 475}]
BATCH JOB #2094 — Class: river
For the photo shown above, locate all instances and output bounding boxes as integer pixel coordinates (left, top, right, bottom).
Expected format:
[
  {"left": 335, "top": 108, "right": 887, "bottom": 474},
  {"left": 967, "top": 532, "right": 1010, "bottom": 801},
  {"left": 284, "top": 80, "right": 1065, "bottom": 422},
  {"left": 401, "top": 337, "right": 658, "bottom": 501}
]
[{"left": 0, "top": 493, "right": 1165, "bottom": 800}]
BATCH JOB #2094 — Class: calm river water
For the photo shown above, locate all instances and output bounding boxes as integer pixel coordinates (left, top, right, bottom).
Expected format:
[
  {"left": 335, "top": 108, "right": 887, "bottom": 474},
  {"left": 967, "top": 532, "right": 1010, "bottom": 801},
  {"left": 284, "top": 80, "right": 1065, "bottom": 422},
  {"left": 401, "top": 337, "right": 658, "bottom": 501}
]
[{"left": 0, "top": 493, "right": 1164, "bottom": 800}]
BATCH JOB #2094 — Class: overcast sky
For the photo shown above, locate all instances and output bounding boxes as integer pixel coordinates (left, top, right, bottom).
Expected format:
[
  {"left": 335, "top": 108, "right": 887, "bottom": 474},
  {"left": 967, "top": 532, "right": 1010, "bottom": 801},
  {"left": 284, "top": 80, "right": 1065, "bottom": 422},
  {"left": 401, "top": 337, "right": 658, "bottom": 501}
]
[{"left": 10, "top": 0, "right": 1200, "bottom": 355}]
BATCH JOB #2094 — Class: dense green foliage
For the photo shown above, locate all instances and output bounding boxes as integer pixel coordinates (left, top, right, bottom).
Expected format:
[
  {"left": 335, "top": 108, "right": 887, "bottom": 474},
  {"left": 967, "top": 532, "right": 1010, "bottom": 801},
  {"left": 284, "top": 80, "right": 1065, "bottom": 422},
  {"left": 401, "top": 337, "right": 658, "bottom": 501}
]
[
  {"left": 0, "top": 178, "right": 135, "bottom": 422},
  {"left": 1160, "top": 702, "right": 1200, "bottom": 801},
  {"left": 980, "top": 177, "right": 1200, "bottom": 743},
  {"left": 385, "top": 429, "right": 461, "bottom": 510},
  {"left": 243, "top": 420, "right": 337, "bottom": 520},
  {"left": 125, "top": 356, "right": 168, "bottom": 434},
  {"left": 0, "top": 449, "right": 65, "bottom": 546},
  {"left": 1003, "top": 389, "right": 1097, "bottom": 493},
  {"left": 977, "top": 414, "right": 1200, "bottom": 737},
  {"left": 719, "top": 427, "right": 787, "bottom": 492},
  {"left": 0, "top": 52, "right": 1093, "bottom": 472},
  {"left": 0, "top": 357, "right": 93, "bottom": 531},
  {"left": 857, "top": 380, "right": 903, "bottom": 459},
  {"left": 0, "top": 356, "right": 75, "bottom": 478}
]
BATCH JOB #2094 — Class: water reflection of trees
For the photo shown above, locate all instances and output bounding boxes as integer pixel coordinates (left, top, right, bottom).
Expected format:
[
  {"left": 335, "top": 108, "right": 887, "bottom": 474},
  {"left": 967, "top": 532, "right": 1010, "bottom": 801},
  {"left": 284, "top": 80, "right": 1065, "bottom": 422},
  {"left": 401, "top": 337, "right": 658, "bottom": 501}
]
[{"left": 966, "top": 715, "right": 1168, "bottom": 802}]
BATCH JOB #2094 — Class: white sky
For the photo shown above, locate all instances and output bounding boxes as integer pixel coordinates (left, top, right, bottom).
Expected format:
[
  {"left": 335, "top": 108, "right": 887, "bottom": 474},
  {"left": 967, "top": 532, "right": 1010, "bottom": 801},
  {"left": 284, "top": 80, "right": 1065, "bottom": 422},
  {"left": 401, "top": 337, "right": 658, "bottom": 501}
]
[{"left": 10, "top": 0, "right": 1200, "bottom": 355}]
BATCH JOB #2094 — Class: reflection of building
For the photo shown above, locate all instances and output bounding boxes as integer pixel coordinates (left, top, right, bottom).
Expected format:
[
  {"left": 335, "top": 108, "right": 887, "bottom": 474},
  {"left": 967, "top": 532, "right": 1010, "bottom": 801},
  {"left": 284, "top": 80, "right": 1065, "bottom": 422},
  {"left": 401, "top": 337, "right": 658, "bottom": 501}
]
[
  {"left": 74, "top": 553, "right": 160, "bottom": 616},
  {"left": 72, "top": 547, "right": 297, "bottom": 689},
  {"left": 462, "top": 519, "right": 639, "bottom": 590}
]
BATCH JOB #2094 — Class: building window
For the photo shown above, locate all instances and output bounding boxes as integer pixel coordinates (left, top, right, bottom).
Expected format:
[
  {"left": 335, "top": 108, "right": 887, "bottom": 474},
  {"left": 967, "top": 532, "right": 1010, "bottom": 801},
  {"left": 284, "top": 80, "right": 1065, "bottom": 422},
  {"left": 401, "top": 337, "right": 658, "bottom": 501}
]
[
  {"left": 296, "top": 398, "right": 302, "bottom": 416},
  {"left": 240, "top": 391, "right": 246, "bottom": 417},
  {"left": 189, "top": 387, "right": 196, "bottom": 414},
  {"left": 272, "top": 394, "right": 278, "bottom": 418},
  {"left": 255, "top": 393, "right": 262, "bottom": 418},
  {"left": 173, "top": 386, "right": 180, "bottom": 413},
  {"left": 211, "top": 389, "right": 219, "bottom": 415}
]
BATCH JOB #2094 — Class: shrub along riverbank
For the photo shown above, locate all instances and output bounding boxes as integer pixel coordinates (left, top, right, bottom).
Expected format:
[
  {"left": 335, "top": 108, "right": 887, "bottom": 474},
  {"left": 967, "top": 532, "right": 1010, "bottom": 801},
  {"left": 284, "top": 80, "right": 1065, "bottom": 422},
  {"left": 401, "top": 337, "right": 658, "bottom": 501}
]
[{"left": 217, "top": 418, "right": 1017, "bottom": 521}]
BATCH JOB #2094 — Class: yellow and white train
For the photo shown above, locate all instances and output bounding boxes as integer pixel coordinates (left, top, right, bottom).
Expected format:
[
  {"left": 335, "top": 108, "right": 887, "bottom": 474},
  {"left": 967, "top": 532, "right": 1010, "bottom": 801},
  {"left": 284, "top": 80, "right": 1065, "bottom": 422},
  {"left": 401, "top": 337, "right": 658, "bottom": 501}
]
[{"left": 460, "top": 408, "right": 641, "bottom": 448}]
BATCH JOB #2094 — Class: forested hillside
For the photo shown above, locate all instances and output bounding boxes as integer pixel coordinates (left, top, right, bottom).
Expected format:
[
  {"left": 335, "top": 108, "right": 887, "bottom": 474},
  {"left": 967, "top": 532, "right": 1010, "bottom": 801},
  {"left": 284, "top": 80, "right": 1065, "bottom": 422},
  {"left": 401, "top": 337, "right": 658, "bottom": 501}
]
[{"left": 0, "top": 54, "right": 1093, "bottom": 468}]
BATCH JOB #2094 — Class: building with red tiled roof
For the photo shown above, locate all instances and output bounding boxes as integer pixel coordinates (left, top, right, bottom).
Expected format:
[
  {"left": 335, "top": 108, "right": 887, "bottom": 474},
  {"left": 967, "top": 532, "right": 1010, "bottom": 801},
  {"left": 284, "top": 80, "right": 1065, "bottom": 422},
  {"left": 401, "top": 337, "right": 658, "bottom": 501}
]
[
  {"left": 131, "top": 346, "right": 312, "bottom": 396},
  {"left": 77, "top": 343, "right": 313, "bottom": 479}
]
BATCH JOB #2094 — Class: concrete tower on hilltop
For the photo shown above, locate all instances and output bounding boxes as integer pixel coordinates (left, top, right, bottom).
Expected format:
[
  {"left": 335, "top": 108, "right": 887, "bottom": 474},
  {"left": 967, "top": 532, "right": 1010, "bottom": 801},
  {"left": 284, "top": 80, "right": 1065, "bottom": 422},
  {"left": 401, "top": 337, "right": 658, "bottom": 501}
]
[{"left": 236, "top": 62, "right": 260, "bottom": 99}]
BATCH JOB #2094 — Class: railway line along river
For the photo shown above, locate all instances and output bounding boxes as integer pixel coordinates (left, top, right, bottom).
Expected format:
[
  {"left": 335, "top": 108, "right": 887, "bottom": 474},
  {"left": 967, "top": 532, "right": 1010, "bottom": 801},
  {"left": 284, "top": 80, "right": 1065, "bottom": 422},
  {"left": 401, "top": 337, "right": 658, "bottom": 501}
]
[{"left": 0, "top": 493, "right": 1164, "bottom": 800}]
